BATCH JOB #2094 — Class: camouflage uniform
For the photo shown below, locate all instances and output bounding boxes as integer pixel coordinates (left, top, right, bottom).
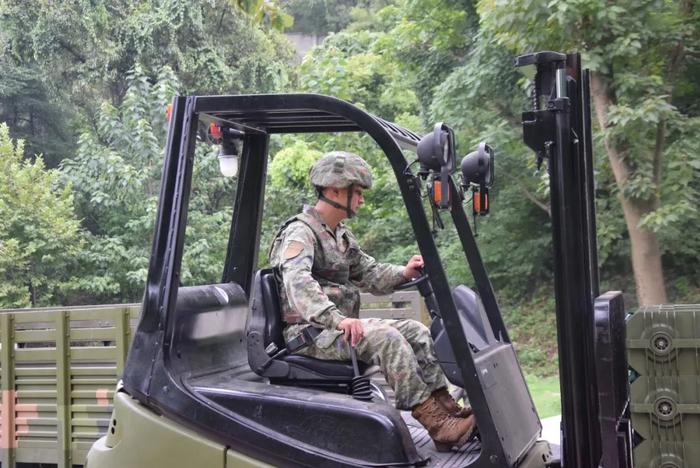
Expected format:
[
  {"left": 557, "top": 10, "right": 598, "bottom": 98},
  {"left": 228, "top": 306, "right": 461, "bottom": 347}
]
[{"left": 269, "top": 204, "right": 449, "bottom": 410}]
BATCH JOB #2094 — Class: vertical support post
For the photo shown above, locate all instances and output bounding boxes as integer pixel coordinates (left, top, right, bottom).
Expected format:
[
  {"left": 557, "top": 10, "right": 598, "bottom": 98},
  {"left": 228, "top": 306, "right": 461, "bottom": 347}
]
[
  {"left": 115, "top": 307, "right": 131, "bottom": 377},
  {"left": 518, "top": 51, "right": 603, "bottom": 467},
  {"left": 222, "top": 133, "right": 270, "bottom": 295},
  {"left": 581, "top": 69, "right": 600, "bottom": 298},
  {"left": 55, "top": 311, "right": 71, "bottom": 468},
  {"left": 548, "top": 69, "right": 602, "bottom": 466},
  {"left": 0, "top": 314, "right": 16, "bottom": 468}
]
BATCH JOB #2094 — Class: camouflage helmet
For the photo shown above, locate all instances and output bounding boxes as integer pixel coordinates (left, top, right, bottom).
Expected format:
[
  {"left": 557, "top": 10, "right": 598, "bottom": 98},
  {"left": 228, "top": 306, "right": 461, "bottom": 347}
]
[{"left": 310, "top": 151, "right": 373, "bottom": 189}]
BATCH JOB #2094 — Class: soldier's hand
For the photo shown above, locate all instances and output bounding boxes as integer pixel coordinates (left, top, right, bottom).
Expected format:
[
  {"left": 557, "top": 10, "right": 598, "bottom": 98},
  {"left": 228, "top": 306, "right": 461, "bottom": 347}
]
[
  {"left": 403, "top": 255, "right": 424, "bottom": 280},
  {"left": 337, "top": 318, "right": 364, "bottom": 347}
]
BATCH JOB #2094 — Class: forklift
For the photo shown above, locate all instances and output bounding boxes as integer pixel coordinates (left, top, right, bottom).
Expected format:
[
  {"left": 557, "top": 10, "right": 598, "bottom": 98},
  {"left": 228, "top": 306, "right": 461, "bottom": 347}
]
[{"left": 86, "top": 51, "right": 632, "bottom": 467}]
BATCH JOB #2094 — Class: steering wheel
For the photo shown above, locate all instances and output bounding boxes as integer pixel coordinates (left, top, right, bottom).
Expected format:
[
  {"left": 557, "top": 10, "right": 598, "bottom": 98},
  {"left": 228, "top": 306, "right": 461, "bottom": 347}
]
[{"left": 395, "top": 271, "right": 430, "bottom": 291}]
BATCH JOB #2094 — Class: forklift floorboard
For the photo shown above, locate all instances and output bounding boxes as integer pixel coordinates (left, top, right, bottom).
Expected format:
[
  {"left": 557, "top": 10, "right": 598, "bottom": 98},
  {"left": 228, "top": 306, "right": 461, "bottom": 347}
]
[
  {"left": 401, "top": 410, "right": 481, "bottom": 466},
  {"left": 376, "top": 375, "right": 482, "bottom": 466}
]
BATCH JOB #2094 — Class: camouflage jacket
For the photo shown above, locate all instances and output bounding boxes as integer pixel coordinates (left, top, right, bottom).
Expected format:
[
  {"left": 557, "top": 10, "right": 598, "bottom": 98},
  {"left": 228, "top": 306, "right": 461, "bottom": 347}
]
[{"left": 269, "top": 205, "right": 406, "bottom": 347}]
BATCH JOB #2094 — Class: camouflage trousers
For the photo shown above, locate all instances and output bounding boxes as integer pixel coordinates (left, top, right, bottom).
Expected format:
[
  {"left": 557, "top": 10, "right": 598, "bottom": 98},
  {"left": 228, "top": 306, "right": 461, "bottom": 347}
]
[{"left": 289, "top": 318, "right": 449, "bottom": 410}]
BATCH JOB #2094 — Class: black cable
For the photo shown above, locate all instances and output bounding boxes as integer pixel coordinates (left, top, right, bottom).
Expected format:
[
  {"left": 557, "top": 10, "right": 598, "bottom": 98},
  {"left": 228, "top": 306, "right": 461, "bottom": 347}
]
[{"left": 403, "top": 158, "right": 421, "bottom": 176}]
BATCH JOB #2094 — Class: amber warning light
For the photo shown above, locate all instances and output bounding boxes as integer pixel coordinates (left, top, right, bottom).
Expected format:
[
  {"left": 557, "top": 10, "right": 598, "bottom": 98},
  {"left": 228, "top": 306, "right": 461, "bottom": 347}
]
[
  {"left": 472, "top": 189, "right": 489, "bottom": 216},
  {"left": 432, "top": 179, "right": 450, "bottom": 206}
]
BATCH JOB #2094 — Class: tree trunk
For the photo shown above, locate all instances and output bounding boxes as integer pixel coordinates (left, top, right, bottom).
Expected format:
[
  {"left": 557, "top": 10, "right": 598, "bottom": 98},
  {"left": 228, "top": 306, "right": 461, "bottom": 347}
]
[{"left": 590, "top": 74, "right": 668, "bottom": 306}]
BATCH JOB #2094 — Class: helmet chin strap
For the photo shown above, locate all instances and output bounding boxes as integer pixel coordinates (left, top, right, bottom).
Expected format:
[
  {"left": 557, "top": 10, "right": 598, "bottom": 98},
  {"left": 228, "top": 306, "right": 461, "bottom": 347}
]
[{"left": 318, "top": 184, "right": 356, "bottom": 218}]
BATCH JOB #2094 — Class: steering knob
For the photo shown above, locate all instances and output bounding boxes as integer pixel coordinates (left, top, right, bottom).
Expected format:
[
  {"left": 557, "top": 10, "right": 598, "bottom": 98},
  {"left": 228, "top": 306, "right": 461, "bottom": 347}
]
[{"left": 395, "top": 270, "right": 430, "bottom": 291}]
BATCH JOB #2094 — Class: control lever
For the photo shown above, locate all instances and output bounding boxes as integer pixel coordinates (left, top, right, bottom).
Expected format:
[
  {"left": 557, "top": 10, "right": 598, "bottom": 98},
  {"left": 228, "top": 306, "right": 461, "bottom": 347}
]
[{"left": 349, "top": 345, "right": 372, "bottom": 401}]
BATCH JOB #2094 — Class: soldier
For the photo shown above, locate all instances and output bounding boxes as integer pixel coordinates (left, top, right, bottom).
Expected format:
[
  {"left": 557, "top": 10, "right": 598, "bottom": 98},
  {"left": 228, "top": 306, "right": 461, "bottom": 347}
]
[{"left": 269, "top": 151, "right": 477, "bottom": 452}]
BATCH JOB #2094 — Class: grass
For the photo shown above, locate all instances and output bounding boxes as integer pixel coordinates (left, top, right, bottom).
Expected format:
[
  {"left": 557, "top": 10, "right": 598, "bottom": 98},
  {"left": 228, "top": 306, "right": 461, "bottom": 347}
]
[
  {"left": 525, "top": 374, "right": 561, "bottom": 419},
  {"left": 457, "top": 374, "right": 561, "bottom": 419}
]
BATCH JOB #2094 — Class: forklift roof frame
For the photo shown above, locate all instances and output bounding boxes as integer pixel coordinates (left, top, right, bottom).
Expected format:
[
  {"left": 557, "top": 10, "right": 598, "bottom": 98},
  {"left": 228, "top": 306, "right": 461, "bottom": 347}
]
[{"left": 122, "top": 92, "right": 543, "bottom": 466}]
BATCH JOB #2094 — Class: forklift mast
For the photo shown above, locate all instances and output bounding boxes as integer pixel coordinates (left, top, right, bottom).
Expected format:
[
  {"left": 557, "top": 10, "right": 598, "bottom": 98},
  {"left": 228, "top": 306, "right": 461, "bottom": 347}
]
[{"left": 517, "top": 52, "right": 632, "bottom": 467}]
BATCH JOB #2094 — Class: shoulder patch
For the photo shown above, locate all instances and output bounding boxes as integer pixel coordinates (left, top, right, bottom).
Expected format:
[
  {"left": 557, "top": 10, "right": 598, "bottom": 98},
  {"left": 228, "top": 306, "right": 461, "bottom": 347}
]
[{"left": 284, "top": 240, "right": 305, "bottom": 260}]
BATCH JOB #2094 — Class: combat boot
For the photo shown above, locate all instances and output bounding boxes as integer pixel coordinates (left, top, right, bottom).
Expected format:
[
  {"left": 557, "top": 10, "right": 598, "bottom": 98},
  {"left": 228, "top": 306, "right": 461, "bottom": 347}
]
[
  {"left": 411, "top": 396, "right": 477, "bottom": 452},
  {"left": 432, "top": 388, "right": 473, "bottom": 418}
]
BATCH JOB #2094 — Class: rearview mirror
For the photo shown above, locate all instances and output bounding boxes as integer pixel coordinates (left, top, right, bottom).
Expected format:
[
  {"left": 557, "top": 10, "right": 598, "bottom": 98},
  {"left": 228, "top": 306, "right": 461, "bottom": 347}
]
[
  {"left": 461, "top": 142, "right": 494, "bottom": 188},
  {"left": 417, "top": 123, "right": 456, "bottom": 175},
  {"left": 417, "top": 123, "right": 456, "bottom": 209}
]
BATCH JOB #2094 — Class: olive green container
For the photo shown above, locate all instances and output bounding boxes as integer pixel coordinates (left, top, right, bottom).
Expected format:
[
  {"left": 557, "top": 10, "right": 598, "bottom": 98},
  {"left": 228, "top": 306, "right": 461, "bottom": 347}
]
[{"left": 627, "top": 304, "right": 700, "bottom": 468}]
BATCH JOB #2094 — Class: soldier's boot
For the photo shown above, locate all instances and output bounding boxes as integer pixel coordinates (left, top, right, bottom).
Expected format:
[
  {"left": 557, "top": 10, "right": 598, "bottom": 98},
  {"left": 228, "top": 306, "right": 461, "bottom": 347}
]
[
  {"left": 411, "top": 396, "right": 477, "bottom": 452},
  {"left": 432, "top": 388, "right": 473, "bottom": 418}
]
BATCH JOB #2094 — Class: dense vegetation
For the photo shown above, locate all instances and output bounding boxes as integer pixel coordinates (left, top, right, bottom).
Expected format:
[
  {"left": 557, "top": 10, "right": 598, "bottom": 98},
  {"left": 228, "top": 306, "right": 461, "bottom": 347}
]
[{"left": 1, "top": 0, "right": 698, "bottom": 376}]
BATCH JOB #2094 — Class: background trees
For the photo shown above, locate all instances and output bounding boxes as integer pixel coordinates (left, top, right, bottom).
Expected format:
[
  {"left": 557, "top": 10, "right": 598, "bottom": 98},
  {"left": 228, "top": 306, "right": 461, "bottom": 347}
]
[
  {"left": 0, "top": 124, "right": 83, "bottom": 307},
  {"left": 0, "top": 0, "right": 292, "bottom": 306},
  {"left": 479, "top": 0, "right": 700, "bottom": 305},
  {"left": 0, "top": 0, "right": 293, "bottom": 166},
  {"left": 276, "top": 0, "right": 700, "bottom": 309},
  {"left": 1, "top": 0, "right": 698, "bottom": 376}
]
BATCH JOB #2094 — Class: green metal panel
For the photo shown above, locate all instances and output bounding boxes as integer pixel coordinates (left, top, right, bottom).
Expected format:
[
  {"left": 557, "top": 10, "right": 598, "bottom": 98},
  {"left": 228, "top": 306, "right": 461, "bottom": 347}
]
[
  {"left": 15, "top": 367, "right": 57, "bottom": 377},
  {"left": 70, "top": 328, "right": 117, "bottom": 341},
  {"left": 627, "top": 304, "right": 700, "bottom": 468},
  {"left": 0, "top": 304, "right": 137, "bottom": 466},
  {"left": 10, "top": 311, "right": 60, "bottom": 323},
  {"left": 86, "top": 391, "right": 233, "bottom": 468},
  {"left": 71, "top": 347, "right": 118, "bottom": 361},
  {"left": 71, "top": 367, "right": 118, "bottom": 377},
  {"left": 69, "top": 305, "right": 139, "bottom": 321},
  {"left": 56, "top": 311, "right": 72, "bottom": 468},
  {"left": 15, "top": 348, "right": 59, "bottom": 362},
  {"left": 1, "top": 314, "right": 17, "bottom": 468},
  {"left": 633, "top": 440, "right": 700, "bottom": 468},
  {"left": 114, "top": 306, "right": 130, "bottom": 377},
  {"left": 14, "top": 329, "right": 57, "bottom": 343}
]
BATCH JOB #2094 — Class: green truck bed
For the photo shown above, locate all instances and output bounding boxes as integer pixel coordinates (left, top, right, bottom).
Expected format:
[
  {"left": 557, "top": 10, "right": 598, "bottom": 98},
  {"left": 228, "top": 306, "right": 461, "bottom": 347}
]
[
  {"left": 0, "top": 304, "right": 139, "bottom": 468},
  {"left": 0, "top": 291, "right": 425, "bottom": 467}
]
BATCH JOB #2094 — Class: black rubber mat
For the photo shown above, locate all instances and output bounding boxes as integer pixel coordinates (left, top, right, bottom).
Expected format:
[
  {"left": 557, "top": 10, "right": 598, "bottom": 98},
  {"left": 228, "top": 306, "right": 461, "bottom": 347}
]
[{"left": 401, "top": 410, "right": 481, "bottom": 467}]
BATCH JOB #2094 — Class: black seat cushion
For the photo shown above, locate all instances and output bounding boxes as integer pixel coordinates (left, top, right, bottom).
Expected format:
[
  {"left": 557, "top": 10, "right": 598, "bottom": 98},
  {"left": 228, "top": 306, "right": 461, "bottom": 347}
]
[{"left": 283, "top": 355, "right": 368, "bottom": 378}]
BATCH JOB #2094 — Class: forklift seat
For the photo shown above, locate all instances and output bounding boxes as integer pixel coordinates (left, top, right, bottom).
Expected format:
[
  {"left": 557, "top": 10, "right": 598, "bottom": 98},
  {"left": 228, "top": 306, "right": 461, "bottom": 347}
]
[{"left": 247, "top": 269, "right": 368, "bottom": 386}]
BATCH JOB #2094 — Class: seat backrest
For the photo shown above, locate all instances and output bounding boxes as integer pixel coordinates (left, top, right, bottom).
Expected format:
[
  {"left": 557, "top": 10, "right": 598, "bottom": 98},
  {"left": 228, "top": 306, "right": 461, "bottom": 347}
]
[{"left": 260, "top": 269, "right": 285, "bottom": 351}]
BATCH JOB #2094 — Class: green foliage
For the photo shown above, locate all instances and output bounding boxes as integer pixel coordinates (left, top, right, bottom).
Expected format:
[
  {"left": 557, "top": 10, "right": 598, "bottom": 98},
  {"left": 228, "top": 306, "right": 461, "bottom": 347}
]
[
  {"left": 0, "top": 0, "right": 293, "bottom": 165},
  {"left": 286, "top": 0, "right": 558, "bottom": 298},
  {"left": 0, "top": 124, "right": 83, "bottom": 308},
  {"left": 0, "top": 0, "right": 295, "bottom": 303},
  {"left": 281, "top": 0, "right": 359, "bottom": 35},
  {"left": 269, "top": 139, "right": 322, "bottom": 188},
  {"left": 504, "top": 288, "right": 559, "bottom": 377},
  {"left": 299, "top": 31, "right": 420, "bottom": 120},
  {"left": 477, "top": 0, "right": 700, "bottom": 301},
  {"left": 0, "top": 56, "right": 74, "bottom": 167},
  {"left": 524, "top": 375, "right": 561, "bottom": 418},
  {"left": 235, "top": 0, "right": 294, "bottom": 31},
  {"left": 1, "top": 0, "right": 698, "bottom": 317},
  {"left": 59, "top": 66, "right": 176, "bottom": 301},
  {"left": 60, "top": 66, "right": 238, "bottom": 301}
]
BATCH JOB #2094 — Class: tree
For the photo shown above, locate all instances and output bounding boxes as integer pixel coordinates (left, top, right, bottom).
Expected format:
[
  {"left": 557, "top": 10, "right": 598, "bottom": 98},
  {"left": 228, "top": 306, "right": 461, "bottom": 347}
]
[
  {"left": 0, "top": 0, "right": 294, "bottom": 165},
  {"left": 0, "top": 0, "right": 297, "bottom": 304},
  {"left": 0, "top": 57, "right": 75, "bottom": 168},
  {"left": 58, "top": 66, "right": 176, "bottom": 302},
  {"left": 0, "top": 124, "right": 83, "bottom": 308},
  {"left": 59, "top": 65, "right": 243, "bottom": 302},
  {"left": 479, "top": 0, "right": 700, "bottom": 305},
  {"left": 280, "top": 0, "right": 359, "bottom": 35}
]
